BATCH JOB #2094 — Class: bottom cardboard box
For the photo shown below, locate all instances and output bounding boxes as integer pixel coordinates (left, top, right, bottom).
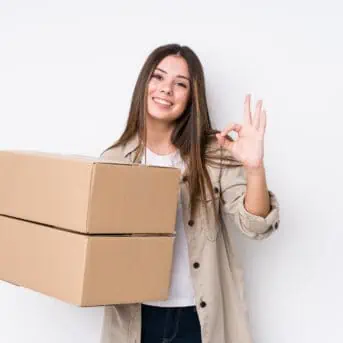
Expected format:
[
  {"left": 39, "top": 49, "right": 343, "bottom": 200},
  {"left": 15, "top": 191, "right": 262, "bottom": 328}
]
[{"left": 0, "top": 215, "right": 174, "bottom": 306}]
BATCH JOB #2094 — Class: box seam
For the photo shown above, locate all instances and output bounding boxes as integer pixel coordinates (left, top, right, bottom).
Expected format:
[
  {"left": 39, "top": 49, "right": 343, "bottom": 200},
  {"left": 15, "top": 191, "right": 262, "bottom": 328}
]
[
  {"left": 86, "top": 163, "right": 97, "bottom": 234},
  {"left": 80, "top": 237, "right": 91, "bottom": 305}
]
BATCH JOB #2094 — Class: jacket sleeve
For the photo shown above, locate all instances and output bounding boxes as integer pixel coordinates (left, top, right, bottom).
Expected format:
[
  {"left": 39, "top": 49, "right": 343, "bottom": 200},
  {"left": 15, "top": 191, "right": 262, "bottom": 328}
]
[
  {"left": 98, "top": 147, "right": 123, "bottom": 161},
  {"left": 220, "top": 163, "right": 280, "bottom": 240},
  {"left": 99, "top": 149, "right": 113, "bottom": 160}
]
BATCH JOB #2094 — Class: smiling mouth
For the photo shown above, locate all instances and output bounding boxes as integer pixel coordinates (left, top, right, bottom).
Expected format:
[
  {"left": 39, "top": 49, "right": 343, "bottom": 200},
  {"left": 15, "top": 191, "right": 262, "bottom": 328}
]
[{"left": 152, "top": 97, "right": 173, "bottom": 107}]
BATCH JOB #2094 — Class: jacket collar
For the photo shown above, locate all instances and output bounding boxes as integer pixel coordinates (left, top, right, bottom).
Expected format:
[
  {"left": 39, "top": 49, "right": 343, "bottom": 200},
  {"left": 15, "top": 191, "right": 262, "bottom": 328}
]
[{"left": 123, "top": 134, "right": 140, "bottom": 159}]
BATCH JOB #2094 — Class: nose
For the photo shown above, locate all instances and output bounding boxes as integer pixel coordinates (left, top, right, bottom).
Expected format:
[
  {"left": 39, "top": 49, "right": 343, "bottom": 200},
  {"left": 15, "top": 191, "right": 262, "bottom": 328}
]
[{"left": 160, "top": 83, "right": 172, "bottom": 96}]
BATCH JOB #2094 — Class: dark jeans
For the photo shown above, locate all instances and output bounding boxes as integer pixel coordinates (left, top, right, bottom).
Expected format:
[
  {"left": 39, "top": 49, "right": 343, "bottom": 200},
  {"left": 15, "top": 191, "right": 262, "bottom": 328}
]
[{"left": 141, "top": 304, "right": 202, "bottom": 343}]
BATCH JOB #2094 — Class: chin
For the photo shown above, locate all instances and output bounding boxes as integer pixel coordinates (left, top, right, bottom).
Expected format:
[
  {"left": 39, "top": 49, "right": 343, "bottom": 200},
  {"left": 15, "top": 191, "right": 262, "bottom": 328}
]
[{"left": 147, "top": 111, "right": 175, "bottom": 123}]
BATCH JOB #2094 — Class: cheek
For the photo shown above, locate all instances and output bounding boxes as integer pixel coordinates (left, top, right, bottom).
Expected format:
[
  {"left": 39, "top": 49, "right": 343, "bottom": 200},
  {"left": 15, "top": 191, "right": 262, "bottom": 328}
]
[
  {"left": 147, "top": 81, "right": 157, "bottom": 95},
  {"left": 175, "top": 92, "right": 190, "bottom": 109}
]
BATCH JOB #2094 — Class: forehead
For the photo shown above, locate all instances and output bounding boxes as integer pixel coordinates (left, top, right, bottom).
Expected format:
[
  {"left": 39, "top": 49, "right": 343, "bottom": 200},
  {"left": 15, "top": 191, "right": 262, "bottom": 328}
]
[{"left": 156, "top": 55, "right": 190, "bottom": 77}]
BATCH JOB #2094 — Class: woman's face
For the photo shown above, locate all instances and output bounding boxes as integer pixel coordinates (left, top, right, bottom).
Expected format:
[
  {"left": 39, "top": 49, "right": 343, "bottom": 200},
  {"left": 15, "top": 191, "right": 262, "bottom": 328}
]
[{"left": 147, "top": 55, "right": 191, "bottom": 124}]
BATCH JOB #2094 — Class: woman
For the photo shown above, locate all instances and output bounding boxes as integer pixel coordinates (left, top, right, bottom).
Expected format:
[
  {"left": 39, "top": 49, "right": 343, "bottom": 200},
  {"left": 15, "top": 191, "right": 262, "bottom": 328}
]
[{"left": 100, "top": 44, "right": 280, "bottom": 343}]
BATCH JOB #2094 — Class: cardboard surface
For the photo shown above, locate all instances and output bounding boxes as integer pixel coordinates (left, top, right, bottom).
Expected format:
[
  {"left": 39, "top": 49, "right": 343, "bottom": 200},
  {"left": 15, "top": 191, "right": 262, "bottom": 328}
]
[
  {"left": 0, "top": 150, "right": 181, "bottom": 234},
  {"left": 0, "top": 150, "right": 180, "bottom": 306},
  {"left": 0, "top": 215, "right": 175, "bottom": 306}
]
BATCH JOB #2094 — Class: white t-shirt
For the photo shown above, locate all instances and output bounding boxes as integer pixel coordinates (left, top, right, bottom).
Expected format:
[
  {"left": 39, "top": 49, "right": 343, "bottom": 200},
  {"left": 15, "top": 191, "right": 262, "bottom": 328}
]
[{"left": 142, "top": 147, "right": 196, "bottom": 307}]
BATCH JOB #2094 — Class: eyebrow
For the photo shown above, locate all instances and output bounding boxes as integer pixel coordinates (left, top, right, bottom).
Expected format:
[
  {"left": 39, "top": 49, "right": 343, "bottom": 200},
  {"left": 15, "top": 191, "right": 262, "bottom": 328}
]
[{"left": 155, "top": 68, "right": 190, "bottom": 82}]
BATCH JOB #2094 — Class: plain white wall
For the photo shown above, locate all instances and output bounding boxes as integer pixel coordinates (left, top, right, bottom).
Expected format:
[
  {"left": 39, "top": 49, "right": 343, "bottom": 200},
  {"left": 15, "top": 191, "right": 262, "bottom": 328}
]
[{"left": 1, "top": 0, "right": 342, "bottom": 342}]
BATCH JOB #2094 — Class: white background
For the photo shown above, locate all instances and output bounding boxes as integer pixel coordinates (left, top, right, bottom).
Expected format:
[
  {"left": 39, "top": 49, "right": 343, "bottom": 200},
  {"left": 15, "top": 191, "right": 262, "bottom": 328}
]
[{"left": 1, "top": 0, "right": 342, "bottom": 342}]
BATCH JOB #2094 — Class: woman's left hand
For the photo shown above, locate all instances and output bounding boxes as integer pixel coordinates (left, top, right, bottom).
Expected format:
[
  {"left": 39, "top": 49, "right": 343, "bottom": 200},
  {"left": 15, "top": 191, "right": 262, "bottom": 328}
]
[{"left": 216, "top": 94, "right": 267, "bottom": 170}]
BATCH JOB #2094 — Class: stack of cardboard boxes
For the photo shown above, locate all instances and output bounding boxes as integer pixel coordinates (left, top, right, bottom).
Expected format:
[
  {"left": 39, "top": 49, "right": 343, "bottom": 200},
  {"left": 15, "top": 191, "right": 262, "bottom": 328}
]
[{"left": 0, "top": 151, "right": 180, "bottom": 306}]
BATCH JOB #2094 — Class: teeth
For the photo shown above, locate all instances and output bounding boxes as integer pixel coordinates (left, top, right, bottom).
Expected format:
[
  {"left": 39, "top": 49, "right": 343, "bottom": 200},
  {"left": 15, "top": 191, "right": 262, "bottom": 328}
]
[{"left": 153, "top": 98, "right": 172, "bottom": 106}]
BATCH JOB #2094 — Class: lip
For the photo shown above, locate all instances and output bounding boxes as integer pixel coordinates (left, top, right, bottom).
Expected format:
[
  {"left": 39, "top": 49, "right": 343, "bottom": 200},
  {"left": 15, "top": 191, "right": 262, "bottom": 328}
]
[{"left": 152, "top": 97, "right": 174, "bottom": 106}]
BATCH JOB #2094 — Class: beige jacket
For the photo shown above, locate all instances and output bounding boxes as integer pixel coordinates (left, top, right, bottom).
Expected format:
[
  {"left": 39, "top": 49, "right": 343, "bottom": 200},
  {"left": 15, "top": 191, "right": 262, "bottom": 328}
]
[{"left": 99, "top": 135, "right": 280, "bottom": 343}]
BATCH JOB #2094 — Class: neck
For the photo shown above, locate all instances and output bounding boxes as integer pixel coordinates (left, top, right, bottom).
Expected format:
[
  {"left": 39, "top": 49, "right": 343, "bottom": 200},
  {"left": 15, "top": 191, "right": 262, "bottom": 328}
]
[{"left": 145, "top": 116, "right": 176, "bottom": 155}]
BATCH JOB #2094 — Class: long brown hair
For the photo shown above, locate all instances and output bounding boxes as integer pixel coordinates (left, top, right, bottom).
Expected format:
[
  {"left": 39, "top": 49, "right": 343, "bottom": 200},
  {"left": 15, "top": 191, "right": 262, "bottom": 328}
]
[{"left": 104, "top": 44, "right": 241, "bottom": 220}]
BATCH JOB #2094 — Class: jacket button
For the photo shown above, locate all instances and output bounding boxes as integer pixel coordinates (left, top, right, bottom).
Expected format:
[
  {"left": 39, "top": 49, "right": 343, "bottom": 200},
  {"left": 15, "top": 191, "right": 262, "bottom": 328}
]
[
  {"left": 188, "top": 219, "right": 194, "bottom": 226},
  {"left": 193, "top": 262, "right": 200, "bottom": 269},
  {"left": 214, "top": 186, "right": 219, "bottom": 194},
  {"left": 182, "top": 175, "right": 188, "bottom": 183},
  {"left": 200, "top": 301, "right": 207, "bottom": 308},
  {"left": 274, "top": 221, "right": 279, "bottom": 230}
]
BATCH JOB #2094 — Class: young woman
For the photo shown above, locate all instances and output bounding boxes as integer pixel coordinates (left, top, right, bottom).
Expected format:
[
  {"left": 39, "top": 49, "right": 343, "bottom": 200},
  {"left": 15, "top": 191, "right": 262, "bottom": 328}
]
[{"left": 100, "top": 44, "right": 280, "bottom": 343}]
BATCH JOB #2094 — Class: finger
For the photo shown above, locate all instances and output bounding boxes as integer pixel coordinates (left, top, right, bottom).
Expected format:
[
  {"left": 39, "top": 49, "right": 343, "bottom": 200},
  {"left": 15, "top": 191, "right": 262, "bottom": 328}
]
[
  {"left": 244, "top": 94, "right": 252, "bottom": 125},
  {"left": 220, "top": 123, "right": 242, "bottom": 137},
  {"left": 259, "top": 109, "right": 267, "bottom": 132},
  {"left": 216, "top": 133, "right": 234, "bottom": 150},
  {"left": 252, "top": 100, "right": 263, "bottom": 129},
  {"left": 216, "top": 133, "right": 225, "bottom": 146}
]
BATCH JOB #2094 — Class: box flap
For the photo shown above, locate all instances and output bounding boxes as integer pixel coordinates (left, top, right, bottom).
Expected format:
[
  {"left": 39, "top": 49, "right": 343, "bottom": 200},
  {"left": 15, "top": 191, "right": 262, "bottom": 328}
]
[
  {"left": 0, "top": 215, "right": 88, "bottom": 305},
  {"left": 0, "top": 151, "right": 93, "bottom": 232},
  {"left": 98, "top": 158, "right": 179, "bottom": 169},
  {"left": 87, "top": 163, "right": 180, "bottom": 234},
  {"left": 81, "top": 235, "right": 174, "bottom": 306}
]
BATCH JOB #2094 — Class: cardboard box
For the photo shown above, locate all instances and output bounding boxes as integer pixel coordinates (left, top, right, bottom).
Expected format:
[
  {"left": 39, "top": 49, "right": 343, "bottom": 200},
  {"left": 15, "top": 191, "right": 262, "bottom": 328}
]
[
  {"left": 0, "top": 215, "right": 174, "bottom": 306},
  {"left": 0, "top": 150, "right": 181, "bottom": 306},
  {"left": 0, "top": 150, "right": 180, "bottom": 234}
]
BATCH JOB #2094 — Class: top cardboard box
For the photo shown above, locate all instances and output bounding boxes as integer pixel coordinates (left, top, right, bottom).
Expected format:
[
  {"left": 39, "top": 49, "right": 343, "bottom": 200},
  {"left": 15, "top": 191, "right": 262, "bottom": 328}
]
[{"left": 0, "top": 151, "right": 181, "bottom": 235}]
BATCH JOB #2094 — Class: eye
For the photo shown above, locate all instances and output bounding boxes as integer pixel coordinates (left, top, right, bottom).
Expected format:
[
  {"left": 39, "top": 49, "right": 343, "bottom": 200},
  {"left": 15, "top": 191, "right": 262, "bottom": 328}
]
[
  {"left": 176, "top": 82, "right": 187, "bottom": 88},
  {"left": 151, "top": 73, "right": 163, "bottom": 80}
]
